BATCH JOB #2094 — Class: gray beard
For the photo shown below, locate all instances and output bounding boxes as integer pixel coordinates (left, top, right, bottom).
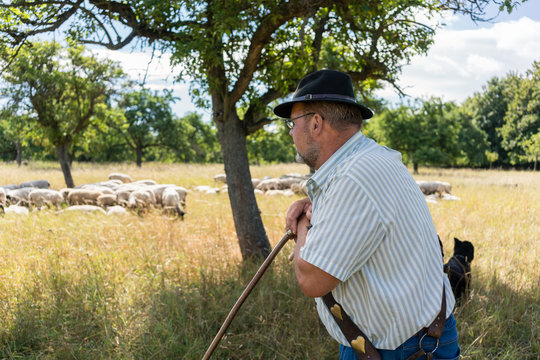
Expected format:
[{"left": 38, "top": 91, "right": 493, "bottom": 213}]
[{"left": 296, "top": 148, "right": 318, "bottom": 169}]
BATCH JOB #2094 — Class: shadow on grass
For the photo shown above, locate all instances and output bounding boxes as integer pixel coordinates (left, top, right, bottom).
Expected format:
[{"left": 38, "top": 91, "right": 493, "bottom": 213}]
[
  {"left": 3, "top": 259, "right": 536, "bottom": 360},
  {"left": 1, "top": 259, "right": 335, "bottom": 359},
  {"left": 453, "top": 274, "right": 539, "bottom": 360}
]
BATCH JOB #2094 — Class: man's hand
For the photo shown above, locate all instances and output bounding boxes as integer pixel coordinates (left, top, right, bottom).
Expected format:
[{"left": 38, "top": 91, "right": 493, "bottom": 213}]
[{"left": 285, "top": 197, "right": 312, "bottom": 235}]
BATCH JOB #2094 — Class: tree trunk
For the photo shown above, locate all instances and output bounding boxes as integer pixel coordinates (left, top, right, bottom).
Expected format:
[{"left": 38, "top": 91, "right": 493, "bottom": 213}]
[
  {"left": 136, "top": 144, "right": 142, "bottom": 167},
  {"left": 15, "top": 140, "right": 22, "bottom": 167},
  {"left": 216, "top": 112, "right": 271, "bottom": 261},
  {"left": 413, "top": 161, "right": 419, "bottom": 174},
  {"left": 56, "top": 144, "right": 75, "bottom": 188}
]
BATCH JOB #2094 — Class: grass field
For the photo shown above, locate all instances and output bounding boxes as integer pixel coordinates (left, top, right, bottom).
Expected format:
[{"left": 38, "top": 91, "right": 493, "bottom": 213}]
[{"left": 0, "top": 162, "right": 538, "bottom": 359}]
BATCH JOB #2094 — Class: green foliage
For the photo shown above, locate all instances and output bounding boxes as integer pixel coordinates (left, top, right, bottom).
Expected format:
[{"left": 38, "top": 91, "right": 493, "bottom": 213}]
[
  {"left": 247, "top": 121, "right": 296, "bottom": 164},
  {"left": 499, "top": 61, "right": 540, "bottom": 165},
  {"left": 368, "top": 98, "right": 460, "bottom": 171}
]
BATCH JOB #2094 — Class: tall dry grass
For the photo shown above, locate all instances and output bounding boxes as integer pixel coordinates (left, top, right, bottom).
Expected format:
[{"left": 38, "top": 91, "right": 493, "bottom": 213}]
[{"left": 0, "top": 162, "right": 538, "bottom": 359}]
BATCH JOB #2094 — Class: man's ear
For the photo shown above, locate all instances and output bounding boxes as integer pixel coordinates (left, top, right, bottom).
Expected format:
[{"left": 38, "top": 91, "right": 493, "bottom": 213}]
[{"left": 311, "top": 114, "right": 323, "bottom": 136}]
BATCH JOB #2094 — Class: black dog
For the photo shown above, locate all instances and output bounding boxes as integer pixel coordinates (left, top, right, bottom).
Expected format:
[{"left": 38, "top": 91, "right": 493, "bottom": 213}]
[{"left": 444, "top": 237, "right": 475, "bottom": 303}]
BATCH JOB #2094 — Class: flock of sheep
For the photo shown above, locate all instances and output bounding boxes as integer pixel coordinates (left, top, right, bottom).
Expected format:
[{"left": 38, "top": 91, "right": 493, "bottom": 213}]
[
  {"left": 0, "top": 173, "right": 187, "bottom": 217},
  {"left": 0, "top": 171, "right": 456, "bottom": 217}
]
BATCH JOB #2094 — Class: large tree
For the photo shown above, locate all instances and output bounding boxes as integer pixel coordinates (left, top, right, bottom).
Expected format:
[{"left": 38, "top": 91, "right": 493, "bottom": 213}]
[
  {"left": 0, "top": 41, "right": 124, "bottom": 187},
  {"left": 0, "top": 0, "right": 522, "bottom": 259}
]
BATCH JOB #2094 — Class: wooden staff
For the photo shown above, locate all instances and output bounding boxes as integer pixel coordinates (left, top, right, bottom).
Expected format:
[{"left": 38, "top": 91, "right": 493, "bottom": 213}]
[{"left": 202, "top": 230, "right": 295, "bottom": 360}]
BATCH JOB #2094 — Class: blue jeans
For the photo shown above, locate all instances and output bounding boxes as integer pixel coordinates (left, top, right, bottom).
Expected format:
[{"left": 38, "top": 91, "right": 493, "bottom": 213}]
[{"left": 339, "top": 314, "right": 460, "bottom": 360}]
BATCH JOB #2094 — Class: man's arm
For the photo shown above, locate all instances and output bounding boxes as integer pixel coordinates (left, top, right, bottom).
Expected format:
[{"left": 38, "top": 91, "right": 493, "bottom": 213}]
[{"left": 294, "top": 214, "right": 340, "bottom": 298}]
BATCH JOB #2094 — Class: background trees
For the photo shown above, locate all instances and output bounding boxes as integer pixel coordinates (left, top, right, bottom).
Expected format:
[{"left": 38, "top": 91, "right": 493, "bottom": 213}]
[{"left": 1, "top": 41, "right": 124, "bottom": 187}]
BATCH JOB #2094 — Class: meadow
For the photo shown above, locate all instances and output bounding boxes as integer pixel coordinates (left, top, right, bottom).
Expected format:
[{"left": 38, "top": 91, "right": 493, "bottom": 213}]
[{"left": 0, "top": 162, "right": 538, "bottom": 359}]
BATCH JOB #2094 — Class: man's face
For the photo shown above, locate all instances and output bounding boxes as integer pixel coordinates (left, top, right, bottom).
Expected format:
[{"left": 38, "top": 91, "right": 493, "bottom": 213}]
[{"left": 290, "top": 103, "right": 320, "bottom": 169}]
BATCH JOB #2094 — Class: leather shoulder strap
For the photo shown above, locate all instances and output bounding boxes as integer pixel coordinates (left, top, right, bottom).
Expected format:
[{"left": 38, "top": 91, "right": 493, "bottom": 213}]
[{"left": 322, "top": 292, "right": 381, "bottom": 360}]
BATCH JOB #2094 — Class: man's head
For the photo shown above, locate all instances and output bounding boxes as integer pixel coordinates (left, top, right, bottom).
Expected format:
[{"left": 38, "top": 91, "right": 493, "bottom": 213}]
[{"left": 274, "top": 70, "right": 373, "bottom": 169}]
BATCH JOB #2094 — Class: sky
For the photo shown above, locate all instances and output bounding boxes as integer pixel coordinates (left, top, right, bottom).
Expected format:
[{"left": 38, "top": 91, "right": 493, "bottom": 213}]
[{"left": 93, "top": 1, "right": 540, "bottom": 118}]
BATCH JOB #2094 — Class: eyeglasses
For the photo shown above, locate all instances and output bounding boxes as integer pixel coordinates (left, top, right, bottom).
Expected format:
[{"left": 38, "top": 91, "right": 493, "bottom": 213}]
[{"left": 284, "top": 112, "right": 316, "bottom": 129}]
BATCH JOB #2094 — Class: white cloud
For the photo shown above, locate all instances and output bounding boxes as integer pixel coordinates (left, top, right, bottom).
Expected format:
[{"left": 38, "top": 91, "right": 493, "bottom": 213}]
[{"left": 378, "top": 16, "right": 540, "bottom": 103}]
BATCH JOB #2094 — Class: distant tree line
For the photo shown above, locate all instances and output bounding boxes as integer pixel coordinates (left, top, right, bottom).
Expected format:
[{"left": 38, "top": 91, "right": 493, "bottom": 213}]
[{"left": 365, "top": 61, "right": 540, "bottom": 172}]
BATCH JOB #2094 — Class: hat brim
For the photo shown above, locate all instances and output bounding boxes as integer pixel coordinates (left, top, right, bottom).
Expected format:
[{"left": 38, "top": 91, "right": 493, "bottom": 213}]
[{"left": 273, "top": 98, "right": 373, "bottom": 120}]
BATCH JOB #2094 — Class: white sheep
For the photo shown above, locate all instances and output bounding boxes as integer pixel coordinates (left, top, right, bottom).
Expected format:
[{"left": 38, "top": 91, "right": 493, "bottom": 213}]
[
  {"left": 106, "top": 206, "right": 128, "bottom": 216},
  {"left": 162, "top": 187, "right": 185, "bottom": 219},
  {"left": 290, "top": 180, "right": 308, "bottom": 195},
  {"left": 256, "top": 178, "right": 281, "bottom": 192},
  {"left": 193, "top": 185, "right": 219, "bottom": 194},
  {"left": 4, "top": 205, "right": 29, "bottom": 216},
  {"left": 213, "top": 174, "right": 227, "bottom": 184},
  {"left": 132, "top": 179, "right": 158, "bottom": 186},
  {"left": 264, "top": 189, "right": 294, "bottom": 197},
  {"left": 6, "top": 187, "right": 35, "bottom": 206},
  {"left": 29, "top": 189, "right": 63, "bottom": 209},
  {"left": 97, "top": 194, "right": 117, "bottom": 207},
  {"left": 108, "top": 172, "right": 133, "bottom": 183},
  {"left": 127, "top": 189, "right": 156, "bottom": 211},
  {"left": 67, "top": 189, "right": 104, "bottom": 205},
  {"left": 147, "top": 184, "right": 177, "bottom": 205},
  {"left": 416, "top": 181, "right": 452, "bottom": 196},
  {"left": 65, "top": 205, "right": 107, "bottom": 214}
]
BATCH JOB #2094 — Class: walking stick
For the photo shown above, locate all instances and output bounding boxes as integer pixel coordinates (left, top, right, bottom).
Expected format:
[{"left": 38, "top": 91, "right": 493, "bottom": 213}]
[{"left": 202, "top": 230, "right": 295, "bottom": 360}]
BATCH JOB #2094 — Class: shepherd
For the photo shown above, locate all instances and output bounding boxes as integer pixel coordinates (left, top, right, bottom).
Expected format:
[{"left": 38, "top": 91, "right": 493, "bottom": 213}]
[{"left": 277, "top": 70, "right": 460, "bottom": 360}]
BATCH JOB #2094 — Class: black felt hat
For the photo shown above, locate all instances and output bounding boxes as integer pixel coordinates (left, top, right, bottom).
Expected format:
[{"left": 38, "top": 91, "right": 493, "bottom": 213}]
[{"left": 273, "top": 69, "right": 373, "bottom": 119}]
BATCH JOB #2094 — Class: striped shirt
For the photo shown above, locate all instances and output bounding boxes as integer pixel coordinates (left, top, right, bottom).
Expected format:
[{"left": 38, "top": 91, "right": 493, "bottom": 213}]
[{"left": 301, "top": 131, "right": 455, "bottom": 350}]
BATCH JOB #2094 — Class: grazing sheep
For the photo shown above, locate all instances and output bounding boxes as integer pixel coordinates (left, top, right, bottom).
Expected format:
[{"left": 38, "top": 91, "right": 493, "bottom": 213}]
[
  {"left": 162, "top": 187, "right": 185, "bottom": 219},
  {"left": 97, "top": 194, "right": 117, "bottom": 208},
  {"left": 29, "top": 189, "right": 63, "bottom": 209},
  {"left": 1, "top": 184, "right": 19, "bottom": 191},
  {"left": 256, "top": 178, "right": 281, "bottom": 192},
  {"left": 264, "top": 189, "right": 294, "bottom": 197},
  {"left": 106, "top": 206, "right": 128, "bottom": 216},
  {"left": 416, "top": 181, "right": 452, "bottom": 196},
  {"left": 213, "top": 174, "right": 227, "bottom": 184},
  {"left": 441, "top": 194, "right": 460, "bottom": 201},
  {"left": 19, "top": 179, "right": 50, "bottom": 189},
  {"left": 254, "top": 189, "right": 264, "bottom": 195},
  {"left": 147, "top": 184, "right": 177, "bottom": 205},
  {"left": 133, "top": 179, "right": 158, "bottom": 186},
  {"left": 6, "top": 187, "right": 35, "bottom": 206},
  {"left": 251, "top": 178, "right": 261, "bottom": 188},
  {"left": 193, "top": 185, "right": 219, "bottom": 194},
  {"left": 59, "top": 188, "right": 72, "bottom": 202},
  {"left": 78, "top": 185, "right": 114, "bottom": 195},
  {"left": 67, "top": 189, "right": 104, "bottom": 205},
  {"left": 4, "top": 205, "right": 29, "bottom": 216},
  {"left": 65, "top": 205, "right": 107, "bottom": 214},
  {"left": 173, "top": 186, "right": 188, "bottom": 205},
  {"left": 278, "top": 177, "right": 303, "bottom": 189},
  {"left": 127, "top": 189, "right": 156, "bottom": 210},
  {"left": 108, "top": 172, "right": 133, "bottom": 183},
  {"left": 290, "top": 180, "right": 308, "bottom": 195}
]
